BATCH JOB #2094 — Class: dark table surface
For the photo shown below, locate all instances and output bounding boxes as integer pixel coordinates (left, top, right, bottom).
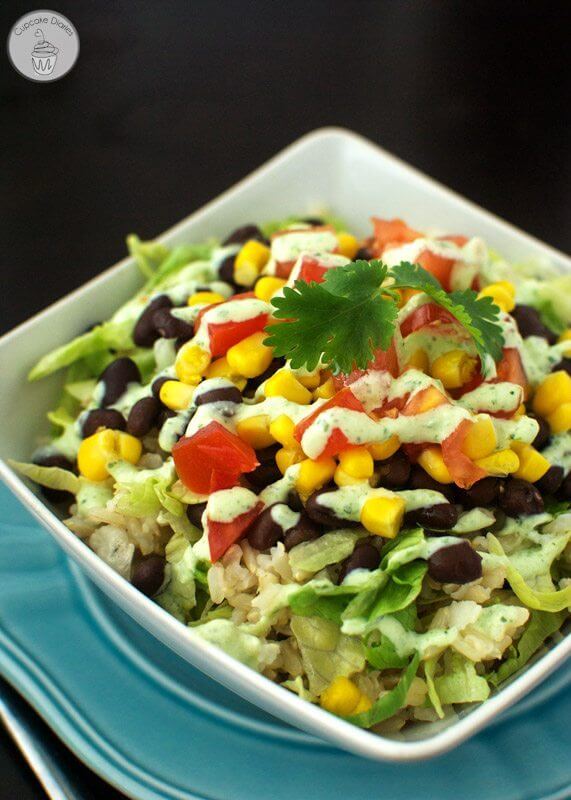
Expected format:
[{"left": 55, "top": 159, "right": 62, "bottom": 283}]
[{"left": 1, "top": 0, "right": 570, "bottom": 797}]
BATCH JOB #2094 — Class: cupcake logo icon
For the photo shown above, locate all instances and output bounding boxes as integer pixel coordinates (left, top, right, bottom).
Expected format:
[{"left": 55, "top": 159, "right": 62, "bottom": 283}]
[
  {"left": 7, "top": 10, "right": 79, "bottom": 82},
  {"left": 31, "top": 28, "right": 58, "bottom": 76}
]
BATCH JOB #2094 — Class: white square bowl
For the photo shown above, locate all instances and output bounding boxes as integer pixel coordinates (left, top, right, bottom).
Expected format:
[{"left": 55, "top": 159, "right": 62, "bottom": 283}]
[{"left": 1, "top": 127, "right": 569, "bottom": 761}]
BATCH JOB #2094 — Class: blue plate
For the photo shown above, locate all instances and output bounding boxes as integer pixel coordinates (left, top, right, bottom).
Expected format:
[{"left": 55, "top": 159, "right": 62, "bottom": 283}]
[{"left": 0, "top": 482, "right": 570, "bottom": 800}]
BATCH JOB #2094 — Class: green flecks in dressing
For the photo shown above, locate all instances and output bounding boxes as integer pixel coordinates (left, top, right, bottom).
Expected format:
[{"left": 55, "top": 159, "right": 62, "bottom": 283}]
[
  {"left": 270, "top": 504, "right": 300, "bottom": 532},
  {"left": 317, "top": 485, "right": 450, "bottom": 522},
  {"left": 542, "top": 433, "right": 571, "bottom": 475},
  {"left": 493, "top": 415, "right": 539, "bottom": 448},
  {"left": 458, "top": 382, "right": 523, "bottom": 414},
  {"left": 206, "top": 487, "right": 259, "bottom": 523}
]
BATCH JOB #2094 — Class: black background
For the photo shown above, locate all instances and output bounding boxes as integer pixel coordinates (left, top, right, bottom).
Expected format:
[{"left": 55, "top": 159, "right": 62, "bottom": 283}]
[{"left": 0, "top": 0, "right": 570, "bottom": 797}]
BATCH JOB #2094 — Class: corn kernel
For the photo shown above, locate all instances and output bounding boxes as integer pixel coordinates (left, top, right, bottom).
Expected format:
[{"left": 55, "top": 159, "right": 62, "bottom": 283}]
[
  {"left": 533, "top": 371, "right": 571, "bottom": 417},
  {"left": 235, "top": 414, "right": 275, "bottom": 449},
  {"left": 314, "top": 377, "right": 336, "bottom": 400},
  {"left": 226, "top": 332, "right": 274, "bottom": 378},
  {"left": 360, "top": 495, "right": 405, "bottom": 538},
  {"left": 368, "top": 436, "right": 400, "bottom": 461},
  {"left": 478, "top": 281, "right": 516, "bottom": 313},
  {"left": 159, "top": 380, "right": 196, "bottom": 411},
  {"left": 398, "top": 288, "right": 422, "bottom": 308},
  {"left": 187, "top": 291, "right": 225, "bottom": 307},
  {"left": 298, "top": 372, "right": 321, "bottom": 390},
  {"left": 405, "top": 348, "right": 429, "bottom": 373},
  {"left": 269, "top": 415, "right": 298, "bottom": 449},
  {"left": 234, "top": 240, "right": 271, "bottom": 286},
  {"left": 296, "top": 457, "right": 337, "bottom": 497},
  {"left": 475, "top": 449, "right": 520, "bottom": 476},
  {"left": 264, "top": 370, "right": 312, "bottom": 404},
  {"left": 431, "top": 349, "right": 477, "bottom": 389},
  {"left": 558, "top": 329, "right": 571, "bottom": 343},
  {"left": 275, "top": 447, "right": 304, "bottom": 474},
  {"left": 175, "top": 343, "right": 211, "bottom": 384},
  {"left": 254, "top": 276, "right": 286, "bottom": 302},
  {"left": 511, "top": 442, "right": 550, "bottom": 482},
  {"left": 334, "top": 465, "right": 365, "bottom": 486},
  {"left": 78, "top": 429, "right": 142, "bottom": 482},
  {"left": 417, "top": 446, "right": 453, "bottom": 484},
  {"left": 461, "top": 417, "right": 497, "bottom": 460},
  {"left": 352, "top": 695, "right": 373, "bottom": 714},
  {"left": 514, "top": 403, "right": 526, "bottom": 417},
  {"left": 546, "top": 402, "right": 571, "bottom": 433},
  {"left": 320, "top": 677, "right": 362, "bottom": 716},
  {"left": 337, "top": 232, "right": 359, "bottom": 260},
  {"left": 205, "top": 356, "right": 247, "bottom": 391},
  {"left": 338, "top": 446, "right": 374, "bottom": 479}
]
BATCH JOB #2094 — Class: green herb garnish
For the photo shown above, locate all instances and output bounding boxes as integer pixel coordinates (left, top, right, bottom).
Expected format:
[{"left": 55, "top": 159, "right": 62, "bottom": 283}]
[{"left": 265, "top": 259, "right": 504, "bottom": 374}]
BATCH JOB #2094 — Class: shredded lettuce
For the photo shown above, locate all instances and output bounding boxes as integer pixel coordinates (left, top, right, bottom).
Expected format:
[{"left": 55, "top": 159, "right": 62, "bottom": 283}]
[
  {"left": 432, "top": 651, "right": 490, "bottom": 706},
  {"left": 156, "top": 532, "right": 199, "bottom": 621},
  {"left": 145, "top": 243, "right": 215, "bottom": 289},
  {"left": 8, "top": 460, "right": 80, "bottom": 494},
  {"left": 126, "top": 234, "right": 170, "bottom": 279},
  {"left": 191, "top": 619, "right": 279, "bottom": 671},
  {"left": 365, "top": 606, "right": 418, "bottom": 670},
  {"left": 347, "top": 652, "right": 420, "bottom": 728},
  {"left": 288, "top": 529, "right": 364, "bottom": 574},
  {"left": 107, "top": 460, "right": 178, "bottom": 518}
]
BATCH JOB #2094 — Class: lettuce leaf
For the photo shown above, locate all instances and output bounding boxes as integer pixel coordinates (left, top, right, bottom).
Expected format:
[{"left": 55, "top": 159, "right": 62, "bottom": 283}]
[
  {"left": 145, "top": 243, "right": 215, "bottom": 290},
  {"left": 365, "top": 606, "right": 418, "bottom": 670},
  {"left": 288, "top": 529, "right": 363, "bottom": 573},
  {"left": 107, "top": 460, "right": 178, "bottom": 518},
  {"left": 156, "top": 532, "right": 199, "bottom": 621},
  {"left": 347, "top": 652, "right": 420, "bottom": 728},
  {"left": 433, "top": 651, "right": 490, "bottom": 705},
  {"left": 127, "top": 234, "right": 170, "bottom": 279},
  {"left": 424, "top": 657, "right": 444, "bottom": 718},
  {"left": 191, "top": 619, "right": 279, "bottom": 672},
  {"left": 9, "top": 460, "right": 80, "bottom": 494}
]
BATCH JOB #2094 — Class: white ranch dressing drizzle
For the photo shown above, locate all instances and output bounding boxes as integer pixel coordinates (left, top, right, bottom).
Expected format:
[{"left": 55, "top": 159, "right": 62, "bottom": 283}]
[
  {"left": 286, "top": 251, "right": 349, "bottom": 285},
  {"left": 206, "top": 487, "right": 259, "bottom": 523},
  {"left": 271, "top": 229, "right": 339, "bottom": 264},
  {"left": 270, "top": 504, "right": 300, "bottom": 531},
  {"left": 193, "top": 298, "right": 270, "bottom": 350},
  {"left": 542, "top": 433, "right": 571, "bottom": 475},
  {"left": 457, "top": 382, "right": 523, "bottom": 414},
  {"left": 316, "top": 484, "right": 449, "bottom": 521}
]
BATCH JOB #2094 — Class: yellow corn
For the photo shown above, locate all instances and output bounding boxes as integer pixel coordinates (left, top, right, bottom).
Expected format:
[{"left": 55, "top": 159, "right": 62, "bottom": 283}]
[
  {"left": 269, "top": 415, "right": 298, "bottom": 449},
  {"left": 352, "top": 695, "right": 373, "bottom": 714},
  {"left": 254, "top": 276, "right": 286, "bottom": 302},
  {"left": 296, "top": 457, "right": 337, "bottom": 497},
  {"left": 533, "top": 371, "right": 571, "bottom": 417},
  {"left": 175, "top": 343, "right": 211, "bottom": 384},
  {"left": 320, "top": 677, "right": 362, "bottom": 716},
  {"left": 159, "top": 380, "right": 196, "bottom": 411},
  {"left": 275, "top": 447, "right": 304, "bottom": 474},
  {"left": 417, "top": 446, "right": 453, "bottom": 484},
  {"left": 360, "top": 495, "right": 405, "bottom": 538},
  {"left": 475, "top": 449, "right": 520, "bottom": 476},
  {"left": 334, "top": 465, "right": 365, "bottom": 487},
  {"left": 478, "top": 281, "right": 516, "bottom": 313},
  {"left": 264, "top": 370, "right": 312, "bottom": 404},
  {"left": 78, "top": 429, "right": 142, "bottom": 482},
  {"left": 514, "top": 403, "right": 526, "bottom": 417},
  {"left": 511, "top": 442, "right": 550, "bottom": 482},
  {"left": 368, "top": 436, "right": 400, "bottom": 461},
  {"left": 205, "top": 356, "right": 247, "bottom": 391},
  {"left": 431, "top": 349, "right": 477, "bottom": 389},
  {"left": 547, "top": 402, "right": 571, "bottom": 434},
  {"left": 461, "top": 418, "right": 497, "bottom": 460},
  {"left": 314, "top": 377, "right": 336, "bottom": 400},
  {"left": 405, "top": 349, "right": 429, "bottom": 373},
  {"left": 187, "top": 291, "right": 225, "bottom": 307},
  {"left": 337, "top": 232, "right": 359, "bottom": 260},
  {"left": 234, "top": 240, "right": 271, "bottom": 286},
  {"left": 235, "top": 415, "right": 274, "bottom": 449},
  {"left": 558, "top": 329, "right": 571, "bottom": 343},
  {"left": 398, "top": 288, "right": 422, "bottom": 308},
  {"left": 338, "top": 447, "right": 374, "bottom": 479},
  {"left": 226, "top": 332, "right": 274, "bottom": 378},
  {"left": 298, "top": 372, "right": 322, "bottom": 390}
]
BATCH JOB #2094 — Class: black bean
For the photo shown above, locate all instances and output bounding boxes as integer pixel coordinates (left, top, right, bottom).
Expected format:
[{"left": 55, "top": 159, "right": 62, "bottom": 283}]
[
  {"left": 428, "top": 541, "right": 482, "bottom": 584},
  {"left": 186, "top": 502, "right": 207, "bottom": 529},
  {"left": 247, "top": 461, "right": 283, "bottom": 488},
  {"left": 375, "top": 449, "right": 411, "bottom": 488},
  {"left": 33, "top": 453, "right": 76, "bottom": 503},
  {"left": 499, "top": 478, "right": 544, "bottom": 516},
  {"left": 99, "top": 357, "right": 141, "bottom": 406},
  {"left": 305, "top": 487, "right": 360, "bottom": 528},
  {"left": 553, "top": 358, "right": 571, "bottom": 376},
  {"left": 247, "top": 504, "right": 284, "bottom": 550},
  {"left": 287, "top": 490, "right": 304, "bottom": 512},
  {"left": 459, "top": 476, "right": 503, "bottom": 508},
  {"left": 131, "top": 555, "right": 166, "bottom": 597},
  {"left": 157, "top": 408, "right": 177, "bottom": 427},
  {"left": 557, "top": 472, "right": 571, "bottom": 500},
  {"left": 82, "top": 408, "right": 126, "bottom": 437},
  {"left": 338, "top": 542, "right": 381, "bottom": 583},
  {"left": 536, "top": 465, "right": 564, "bottom": 495},
  {"left": 488, "top": 508, "right": 507, "bottom": 533},
  {"left": 195, "top": 386, "right": 242, "bottom": 406},
  {"left": 301, "top": 217, "right": 324, "bottom": 226},
  {"left": 133, "top": 295, "right": 173, "bottom": 347},
  {"left": 223, "top": 224, "right": 266, "bottom": 246},
  {"left": 284, "top": 512, "right": 320, "bottom": 551},
  {"left": 355, "top": 246, "right": 374, "bottom": 261},
  {"left": 152, "top": 308, "right": 194, "bottom": 341},
  {"left": 256, "top": 444, "right": 281, "bottom": 464},
  {"left": 407, "top": 465, "right": 456, "bottom": 503},
  {"left": 127, "top": 397, "right": 161, "bottom": 437},
  {"left": 405, "top": 503, "right": 460, "bottom": 531},
  {"left": 152, "top": 375, "right": 172, "bottom": 400},
  {"left": 511, "top": 305, "right": 557, "bottom": 343},
  {"left": 244, "top": 358, "right": 286, "bottom": 397},
  {"left": 530, "top": 413, "right": 551, "bottom": 450},
  {"left": 218, "top": 254, "right": 237, "bottom": 285}
]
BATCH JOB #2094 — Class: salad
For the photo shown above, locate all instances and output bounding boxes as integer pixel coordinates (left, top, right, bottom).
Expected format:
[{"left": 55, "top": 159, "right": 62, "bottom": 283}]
[{"left": 13, "top": 214, "right": 571, "bottom": 733}]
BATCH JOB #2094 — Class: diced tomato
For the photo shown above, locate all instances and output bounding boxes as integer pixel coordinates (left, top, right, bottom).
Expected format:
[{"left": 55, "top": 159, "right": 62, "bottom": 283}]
[
  {"left": 173, "top": 421, "right": 259, "bottom": 495},
  {"left": 208, "top": 501, "right": 264, "bottom": 562},
  {"left": 207, "top": 314, "right": 268, "bottom": 357},
  {"left": 441, "top": 419, "right": 486, "bottom": 489},
  {"left": 297, "top": 256, "right": 328, "bottom": 284},
  {"left": 400, "top": 303, "right": 457, "bottom": 338},
  {"left": 274, "top": 260, "right": 295, "bottom": 279},
  {"left": 193, "top": 293, "right": 259, "bottom": 336},
  {"left": 439, "top": 235, "right": 468, "bottom": 247},
  {"left": 496, "top": 348, "right": 528, "bottom": 398},
  {"left": 415, "top": 250, "right": 456, "bottom": 291},
  {"left": 294, "top": 387, "right": 367, "bottom": 458},
  {"left": 402, "top": 386, "right": 448, "bottom": 416},
  {"left": 333, "top": 341, "right": 399, "bottom": 390},
  {"left": 371, "top": 218, "right": 421, "bottom": 255}
]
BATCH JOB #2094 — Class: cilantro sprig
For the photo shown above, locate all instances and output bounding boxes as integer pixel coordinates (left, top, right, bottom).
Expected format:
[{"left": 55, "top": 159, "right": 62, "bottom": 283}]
[{"left": 264, "top": 259, "right": 504, "bottom": 375}]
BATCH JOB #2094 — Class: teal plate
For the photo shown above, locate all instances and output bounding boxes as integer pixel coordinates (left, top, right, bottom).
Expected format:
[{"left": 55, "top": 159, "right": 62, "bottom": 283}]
[{"left": 0, "top": 482, "right": 570, "bottom": 800}]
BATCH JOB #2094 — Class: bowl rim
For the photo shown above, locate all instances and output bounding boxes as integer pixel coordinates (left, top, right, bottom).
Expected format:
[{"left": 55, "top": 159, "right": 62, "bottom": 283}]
[{"left": 1, "top": 126, "right": 570, "bottom": 761}]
